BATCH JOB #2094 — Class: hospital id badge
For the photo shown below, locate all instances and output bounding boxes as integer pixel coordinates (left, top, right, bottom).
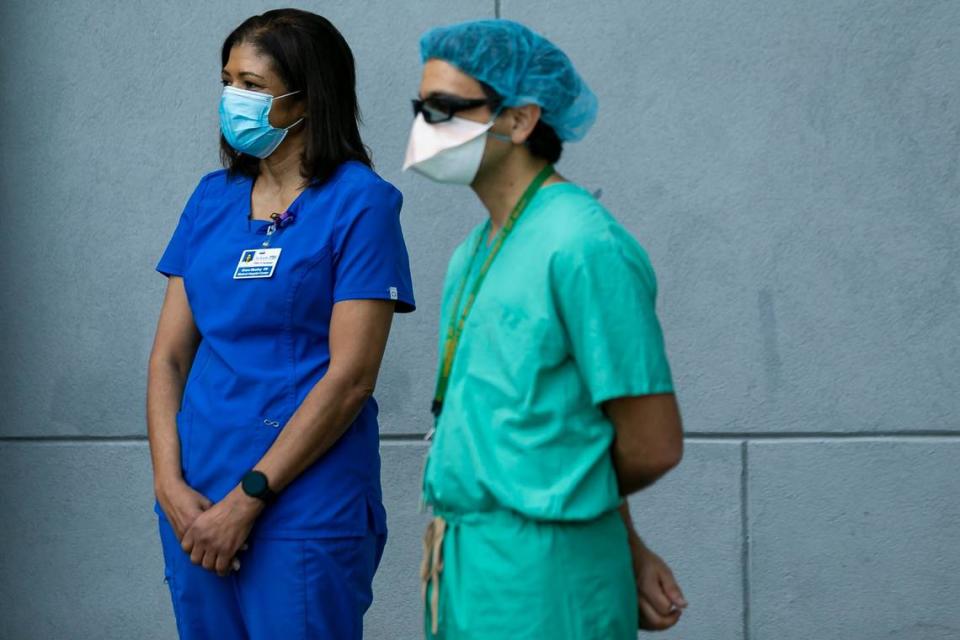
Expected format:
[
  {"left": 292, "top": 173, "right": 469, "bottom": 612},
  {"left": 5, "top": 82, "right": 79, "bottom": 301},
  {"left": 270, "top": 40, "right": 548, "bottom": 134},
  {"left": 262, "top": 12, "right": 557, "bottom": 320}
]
[{"left": 233, "top": 247, "right": 282, "bottom": 279}]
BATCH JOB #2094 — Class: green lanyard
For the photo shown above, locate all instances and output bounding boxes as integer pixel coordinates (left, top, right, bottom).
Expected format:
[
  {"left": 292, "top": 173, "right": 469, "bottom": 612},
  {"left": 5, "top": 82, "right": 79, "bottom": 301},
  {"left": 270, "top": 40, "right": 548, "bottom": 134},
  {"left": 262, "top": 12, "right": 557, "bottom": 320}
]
[{"left": 430, "top": 164, "right": 555, "bottom": 420}]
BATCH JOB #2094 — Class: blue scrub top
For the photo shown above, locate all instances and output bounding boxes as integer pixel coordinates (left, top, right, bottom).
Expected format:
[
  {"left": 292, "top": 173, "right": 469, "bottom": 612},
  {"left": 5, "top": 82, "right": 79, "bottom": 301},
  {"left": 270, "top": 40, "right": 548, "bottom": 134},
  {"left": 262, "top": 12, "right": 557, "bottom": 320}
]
[{"left": 155, "top": 161, "right": 415, "bottom": 539}]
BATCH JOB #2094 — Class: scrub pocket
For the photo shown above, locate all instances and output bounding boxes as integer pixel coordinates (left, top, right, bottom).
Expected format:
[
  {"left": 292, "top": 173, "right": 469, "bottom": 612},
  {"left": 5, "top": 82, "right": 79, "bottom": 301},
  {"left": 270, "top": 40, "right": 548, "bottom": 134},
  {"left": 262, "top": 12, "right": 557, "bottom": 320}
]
[
  {"left": 184, "top": 412, "right": 288, "bottom": 503},
  {"left": 157, "top": 518, "right": 249, "bottom": 640},
  {"left": 159, "top": 521, "right": 184, "bottom": 639},
  {"left": 174, "top": 409, "right": 193, "bottom": 485},
  {"left": 250, "top": 414, "right": 285, "bottom": 458},
  {"left": 233, "top": 532, "right": 387, "bottom": 640}
]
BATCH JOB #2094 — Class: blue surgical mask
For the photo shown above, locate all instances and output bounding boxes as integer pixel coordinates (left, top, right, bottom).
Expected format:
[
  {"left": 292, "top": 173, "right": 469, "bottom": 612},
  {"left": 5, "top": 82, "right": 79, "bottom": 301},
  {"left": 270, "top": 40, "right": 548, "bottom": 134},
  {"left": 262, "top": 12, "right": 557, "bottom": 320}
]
[{"left": 219, "top": 86, "right": 303, "bottom": 159}]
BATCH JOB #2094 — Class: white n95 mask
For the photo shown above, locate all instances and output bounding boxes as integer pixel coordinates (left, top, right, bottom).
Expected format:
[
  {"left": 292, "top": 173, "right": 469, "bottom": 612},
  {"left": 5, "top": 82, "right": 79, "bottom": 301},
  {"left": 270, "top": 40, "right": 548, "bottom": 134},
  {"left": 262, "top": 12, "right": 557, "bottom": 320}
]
[{"left": 403, "top": 113, "right": 498, "bottom": 185}]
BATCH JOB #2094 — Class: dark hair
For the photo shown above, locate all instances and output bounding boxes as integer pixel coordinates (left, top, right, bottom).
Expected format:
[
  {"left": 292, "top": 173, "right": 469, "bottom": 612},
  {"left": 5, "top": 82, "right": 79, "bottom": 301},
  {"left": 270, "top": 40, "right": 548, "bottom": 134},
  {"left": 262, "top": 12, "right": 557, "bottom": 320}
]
[
  {"left": 220, "top": 9, "right": 371, "bottom": 184},
  {"left": 480, "top": 83, "right": 563, "bottom": 164}
]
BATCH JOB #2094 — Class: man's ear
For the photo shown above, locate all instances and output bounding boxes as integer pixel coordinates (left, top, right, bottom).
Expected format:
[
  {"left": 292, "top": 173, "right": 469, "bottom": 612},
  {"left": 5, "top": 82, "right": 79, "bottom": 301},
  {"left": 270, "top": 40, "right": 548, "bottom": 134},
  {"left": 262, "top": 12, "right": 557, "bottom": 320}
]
[{"left": 507, "top": 104, "right": 542, "bottom": 144}]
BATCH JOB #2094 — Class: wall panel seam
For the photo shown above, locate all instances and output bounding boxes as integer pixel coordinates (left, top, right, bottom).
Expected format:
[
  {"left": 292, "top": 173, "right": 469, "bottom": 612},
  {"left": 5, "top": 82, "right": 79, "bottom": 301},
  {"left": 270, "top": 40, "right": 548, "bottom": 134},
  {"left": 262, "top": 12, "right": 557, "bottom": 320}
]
[
  {"left": 741, "top": 440, "right": 752, "bottom": 640},
  {"left": 3, "top": 431, "right": 959, "bottom": 443}
]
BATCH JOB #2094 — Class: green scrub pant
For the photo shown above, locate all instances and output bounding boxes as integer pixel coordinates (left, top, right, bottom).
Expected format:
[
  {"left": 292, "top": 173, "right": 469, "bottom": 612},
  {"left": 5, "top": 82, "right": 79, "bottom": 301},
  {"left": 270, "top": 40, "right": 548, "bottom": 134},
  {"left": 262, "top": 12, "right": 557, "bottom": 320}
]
[{"left": 422, "top": 508, "right": 638, "bottom": 639}]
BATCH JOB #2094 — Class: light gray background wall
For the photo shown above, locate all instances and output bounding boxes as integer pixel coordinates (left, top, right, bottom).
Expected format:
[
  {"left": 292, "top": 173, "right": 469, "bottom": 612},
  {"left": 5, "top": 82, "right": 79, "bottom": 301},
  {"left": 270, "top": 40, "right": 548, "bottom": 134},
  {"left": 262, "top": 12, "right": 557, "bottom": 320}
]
[{"left": 0, "top": 0, "right": 957, "bottom": 638}]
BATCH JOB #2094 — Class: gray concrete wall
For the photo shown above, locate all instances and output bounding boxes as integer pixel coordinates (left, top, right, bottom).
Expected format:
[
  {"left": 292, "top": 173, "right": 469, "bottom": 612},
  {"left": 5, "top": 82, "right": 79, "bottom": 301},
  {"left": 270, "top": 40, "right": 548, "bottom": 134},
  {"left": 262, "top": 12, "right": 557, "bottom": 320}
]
[{"left": 0, "top": 1, "right": 957, "bottom": 638}]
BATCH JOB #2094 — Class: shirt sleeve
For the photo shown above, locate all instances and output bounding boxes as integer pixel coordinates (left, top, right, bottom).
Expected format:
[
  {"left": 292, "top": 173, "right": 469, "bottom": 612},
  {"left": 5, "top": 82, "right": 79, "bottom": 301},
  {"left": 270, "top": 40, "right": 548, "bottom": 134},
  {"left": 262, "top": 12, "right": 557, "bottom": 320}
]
[
  {"left": 156, "top": 177, "right": 206, "bottom": 278},
  {"left": 551, "top": 232, "right": 674, "bottom": 405},
  {"left": 332, "top": 180, "right": 416, "bottom": 313}
]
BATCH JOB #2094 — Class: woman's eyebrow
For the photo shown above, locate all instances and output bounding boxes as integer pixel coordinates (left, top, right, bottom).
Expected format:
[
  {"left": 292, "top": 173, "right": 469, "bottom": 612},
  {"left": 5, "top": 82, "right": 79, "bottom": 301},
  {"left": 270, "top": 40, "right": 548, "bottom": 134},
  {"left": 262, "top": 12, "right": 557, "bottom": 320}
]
[{"left": 221, "top": 70, "right": 267, "bottom": 80}]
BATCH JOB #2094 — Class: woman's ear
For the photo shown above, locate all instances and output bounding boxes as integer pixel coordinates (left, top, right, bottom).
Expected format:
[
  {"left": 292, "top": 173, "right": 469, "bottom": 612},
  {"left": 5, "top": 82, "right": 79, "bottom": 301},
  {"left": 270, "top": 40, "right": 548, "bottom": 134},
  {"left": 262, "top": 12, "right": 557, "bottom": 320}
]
[
  {"left": 508, "top": 104, "right": 542, "bottom": 144},
  {"left": 294, "top": 95, "right": 308, "bottom": 120}
]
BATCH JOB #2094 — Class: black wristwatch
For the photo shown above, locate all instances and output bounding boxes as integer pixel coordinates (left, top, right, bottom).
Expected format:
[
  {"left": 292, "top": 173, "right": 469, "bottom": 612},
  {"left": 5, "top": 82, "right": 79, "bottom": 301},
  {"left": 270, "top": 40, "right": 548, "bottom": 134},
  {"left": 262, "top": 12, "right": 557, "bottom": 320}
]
[{"left": 241, "top": 470, "right": 276, "bottom": 503}]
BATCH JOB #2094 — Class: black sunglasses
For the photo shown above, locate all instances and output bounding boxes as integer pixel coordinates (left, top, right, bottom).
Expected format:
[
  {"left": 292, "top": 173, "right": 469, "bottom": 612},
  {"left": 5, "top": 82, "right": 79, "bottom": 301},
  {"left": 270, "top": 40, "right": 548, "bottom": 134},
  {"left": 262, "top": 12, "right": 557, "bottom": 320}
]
[{"left": 411, "top": 95, "right": 495, "bottom": 124}]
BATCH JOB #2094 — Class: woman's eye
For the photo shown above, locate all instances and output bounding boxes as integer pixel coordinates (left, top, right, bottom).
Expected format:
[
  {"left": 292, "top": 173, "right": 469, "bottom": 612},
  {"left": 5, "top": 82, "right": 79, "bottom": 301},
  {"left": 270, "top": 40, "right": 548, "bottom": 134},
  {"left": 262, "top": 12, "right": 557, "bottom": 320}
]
[{"left": 244, "top": 82, "right": 262, "bottom": 90}]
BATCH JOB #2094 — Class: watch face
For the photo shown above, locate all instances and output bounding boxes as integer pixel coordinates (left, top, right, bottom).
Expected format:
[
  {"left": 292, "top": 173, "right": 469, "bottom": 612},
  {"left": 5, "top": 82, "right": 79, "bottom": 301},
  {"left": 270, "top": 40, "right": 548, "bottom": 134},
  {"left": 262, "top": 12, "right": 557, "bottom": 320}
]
[{"left": 243, "top": 471, "right": 268, "bottom": 497}]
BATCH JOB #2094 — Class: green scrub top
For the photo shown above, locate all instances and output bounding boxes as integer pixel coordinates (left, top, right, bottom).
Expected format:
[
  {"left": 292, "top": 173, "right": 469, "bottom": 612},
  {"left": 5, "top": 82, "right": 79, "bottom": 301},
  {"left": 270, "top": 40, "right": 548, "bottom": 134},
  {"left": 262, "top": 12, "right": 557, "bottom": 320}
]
[{"left": 422, "top": 182, "right": 674, "bottom": 520}]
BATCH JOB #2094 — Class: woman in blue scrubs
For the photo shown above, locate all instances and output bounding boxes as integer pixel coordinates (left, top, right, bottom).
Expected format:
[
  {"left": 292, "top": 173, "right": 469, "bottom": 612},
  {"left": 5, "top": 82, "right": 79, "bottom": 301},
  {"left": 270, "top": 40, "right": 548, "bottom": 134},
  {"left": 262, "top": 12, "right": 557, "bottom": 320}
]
[{"left": 146, "top": 10, "right": 415, "bottom": 639}]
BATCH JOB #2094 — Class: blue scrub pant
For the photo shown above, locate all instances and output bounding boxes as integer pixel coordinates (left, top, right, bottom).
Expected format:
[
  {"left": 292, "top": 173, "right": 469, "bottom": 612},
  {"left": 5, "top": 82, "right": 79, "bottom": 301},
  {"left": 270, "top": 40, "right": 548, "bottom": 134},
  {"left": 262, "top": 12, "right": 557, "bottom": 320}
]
[{"left": 159, "top": 518, "right": 386, "bottom": 640}]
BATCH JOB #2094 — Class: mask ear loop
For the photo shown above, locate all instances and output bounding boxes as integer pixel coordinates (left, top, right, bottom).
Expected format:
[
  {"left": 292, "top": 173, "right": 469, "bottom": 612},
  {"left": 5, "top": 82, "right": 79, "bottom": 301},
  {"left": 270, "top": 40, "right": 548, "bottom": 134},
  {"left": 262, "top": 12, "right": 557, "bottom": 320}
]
[
  {"left": 282, "top": 117, "right": 305, "bottom": 132},
  {"left": 487, "top": 106, "right": 514, "bottom": 144},
  {"left": 272, "top": 90, "right": 305, "bottom": 132}
]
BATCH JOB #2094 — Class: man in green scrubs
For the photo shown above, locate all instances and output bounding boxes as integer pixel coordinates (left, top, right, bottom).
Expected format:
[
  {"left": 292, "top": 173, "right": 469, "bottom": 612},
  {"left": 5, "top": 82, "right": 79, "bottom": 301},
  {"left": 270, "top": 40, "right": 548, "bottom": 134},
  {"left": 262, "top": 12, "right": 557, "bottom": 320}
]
[{"left": 404, "top": 19, "right": 688, "bottom": 639}]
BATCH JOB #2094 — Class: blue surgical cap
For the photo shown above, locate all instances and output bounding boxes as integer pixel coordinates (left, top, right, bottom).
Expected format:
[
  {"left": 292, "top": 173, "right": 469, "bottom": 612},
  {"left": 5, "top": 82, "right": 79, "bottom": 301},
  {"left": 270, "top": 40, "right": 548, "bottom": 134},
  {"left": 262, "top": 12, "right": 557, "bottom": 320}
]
[{"left": 419, "top": 19, "right": 598, "bottom": 142}]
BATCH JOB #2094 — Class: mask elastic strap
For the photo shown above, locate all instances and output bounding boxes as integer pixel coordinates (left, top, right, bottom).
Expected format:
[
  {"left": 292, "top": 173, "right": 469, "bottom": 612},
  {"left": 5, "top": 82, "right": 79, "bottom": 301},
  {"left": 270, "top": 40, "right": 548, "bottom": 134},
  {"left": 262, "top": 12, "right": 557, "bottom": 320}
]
[
  {"left": 283, "top": 117, "right": 305, "bottom": 132},
  {"left": 275, "top": 92, "right": 304, "bottom": 132},
  {"left": 487, "top": 106, "right": 514, "bottom": 144}
]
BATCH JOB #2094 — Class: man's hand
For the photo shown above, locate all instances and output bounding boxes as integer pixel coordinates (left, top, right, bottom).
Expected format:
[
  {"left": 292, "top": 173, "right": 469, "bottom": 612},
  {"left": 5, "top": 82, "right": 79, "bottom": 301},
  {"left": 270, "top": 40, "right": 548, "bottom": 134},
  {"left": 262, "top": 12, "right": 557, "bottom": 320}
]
[
  {"left": 155, "top": 477, "right": 213, "bottom": 541},
  {"left": 181, "top": 486, "right": 263, "bottom": 577},
  {"left": 629, "top": 537, "right": 688, "bottom": 631}
]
